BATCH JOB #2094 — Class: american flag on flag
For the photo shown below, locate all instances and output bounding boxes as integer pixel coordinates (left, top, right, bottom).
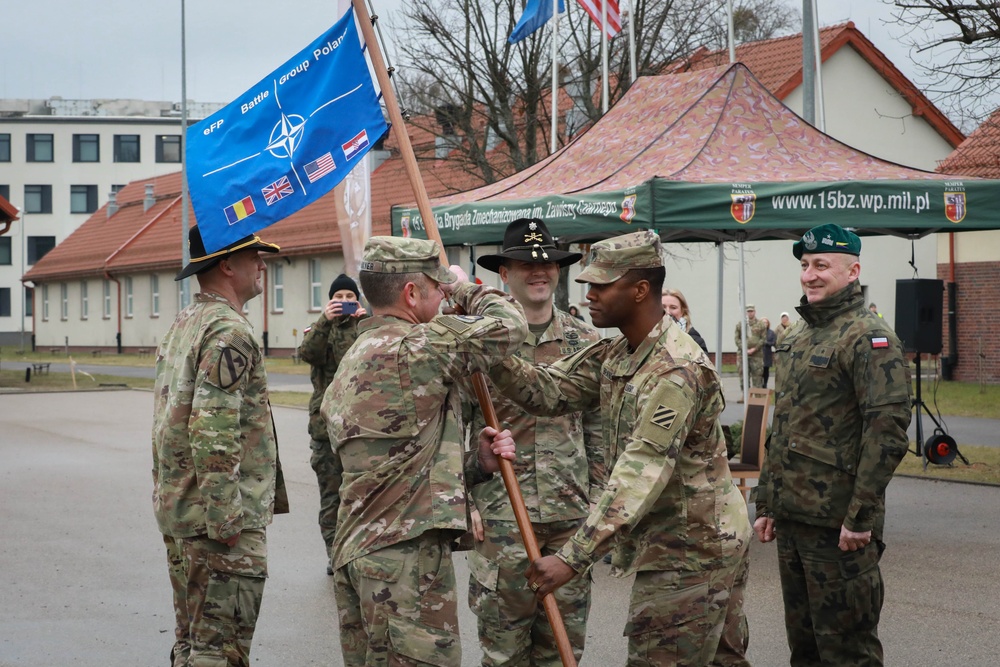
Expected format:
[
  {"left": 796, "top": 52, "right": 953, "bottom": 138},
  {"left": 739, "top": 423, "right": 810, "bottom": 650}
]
[
  {"left": 261, "top": 175, "right": 294, "bottom": 206},
  {"left": 304, "top": 152, "right": 336, "bottom": 183},
  {"left": 576, "top": 0, "right": 622, "bottom": 38}
]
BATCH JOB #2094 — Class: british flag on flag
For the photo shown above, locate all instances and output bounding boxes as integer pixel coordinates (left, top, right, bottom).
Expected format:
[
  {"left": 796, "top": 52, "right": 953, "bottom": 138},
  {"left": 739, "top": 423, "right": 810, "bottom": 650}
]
[{"left": 261, "top": 176, "right": 294, "bottom": 206}]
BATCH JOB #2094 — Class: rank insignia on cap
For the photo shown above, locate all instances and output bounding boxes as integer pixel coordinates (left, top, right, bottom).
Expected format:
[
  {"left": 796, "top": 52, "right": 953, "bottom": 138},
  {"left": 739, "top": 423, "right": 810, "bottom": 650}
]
[
  {"left": 803, "top": 231, "right": 817, "bottom": 250},
  {"left": 651, "top": 404, "right": 677, "bottom": 430},
  {"left": 871, "top": 336, "right": 889, "bottom": 349},
  {"left": 528, "top": 221, "right": 538, "bottom": 231}
]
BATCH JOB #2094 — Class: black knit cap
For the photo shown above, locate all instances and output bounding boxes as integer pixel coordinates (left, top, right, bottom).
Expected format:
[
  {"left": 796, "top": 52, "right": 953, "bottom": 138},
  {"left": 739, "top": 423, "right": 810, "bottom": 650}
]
[{"left": 328, "top": 273, "right": 359, "bottom": 298}]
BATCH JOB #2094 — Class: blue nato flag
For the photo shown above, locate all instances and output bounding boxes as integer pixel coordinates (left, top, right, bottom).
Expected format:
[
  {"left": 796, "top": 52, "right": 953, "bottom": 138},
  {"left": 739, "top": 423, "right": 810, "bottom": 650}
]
[
  {"left": 509, "top": 0, "right": 565, "bottom": 43},
  {"left": 186, "top": 7, "right": 388, "bottom": 253}
]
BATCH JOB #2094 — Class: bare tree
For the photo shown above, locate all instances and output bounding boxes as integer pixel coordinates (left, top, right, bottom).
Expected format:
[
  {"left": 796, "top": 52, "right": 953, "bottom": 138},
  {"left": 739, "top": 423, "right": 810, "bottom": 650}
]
[
  {"left": 388, "top": 0, "right": 798, "bottom": 187},
  {"left": 886, "top": 0, "right": 1000, "bottom": 127}
]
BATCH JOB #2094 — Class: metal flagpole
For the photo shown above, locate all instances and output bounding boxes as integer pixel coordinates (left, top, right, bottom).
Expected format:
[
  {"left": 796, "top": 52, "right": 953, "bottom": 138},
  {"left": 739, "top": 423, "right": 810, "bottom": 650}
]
[
  {"left": 550, "top": 0, "right": 559, "bottom": 154},
  {"left": 601, "top": 0, "right": 609, "bottom": 113},
  {"left": 179, "top": 0, "right": 191, "bottom": 311},
  {"left": 811, "top": 0, "right": 826, "bottom": 131},
  {"left": 627, "top": 0, "right": 636, "bottom": 83},
  {"left": 727, "top": 0, "right": 736, "bottom": 63},
  {"left": 352, "top": 2, "right": 577, "bottom": 665}
]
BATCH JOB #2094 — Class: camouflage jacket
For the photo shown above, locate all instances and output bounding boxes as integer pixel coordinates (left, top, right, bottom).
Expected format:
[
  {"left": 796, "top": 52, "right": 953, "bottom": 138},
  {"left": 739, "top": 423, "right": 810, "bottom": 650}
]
[
  {"left": 491, "top": 314, "right": 751, "bottom": 576},
  {"left": 734, "top": 317, "right": 767, "bottom": 357},
  {"left": 299, "top": 312, "right": 365, "bottom": 441},
  {"left": 468, "top": 308, "right": 605, "bottom": 523},
  {"left": 152, "top": 292, "right": 288, "bottom": 542},
  {"left": 322, "top": 282, "right": 527, "bottom": 570},
  {"left": 752, "top": 282, "right": 911, "bottom": 537}
]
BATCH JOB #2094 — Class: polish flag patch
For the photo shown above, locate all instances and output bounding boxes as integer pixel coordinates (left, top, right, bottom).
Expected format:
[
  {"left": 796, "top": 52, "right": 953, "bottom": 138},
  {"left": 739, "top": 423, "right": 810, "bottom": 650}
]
[{"left": 871, "top": 337, "right": 889, "bottom": 349}]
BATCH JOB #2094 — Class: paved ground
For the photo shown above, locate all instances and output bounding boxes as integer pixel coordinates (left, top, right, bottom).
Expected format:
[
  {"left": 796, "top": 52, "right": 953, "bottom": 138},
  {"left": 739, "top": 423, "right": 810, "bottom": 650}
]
[{"left": 2, "top": 390, "right": 999, "bottom": 666}]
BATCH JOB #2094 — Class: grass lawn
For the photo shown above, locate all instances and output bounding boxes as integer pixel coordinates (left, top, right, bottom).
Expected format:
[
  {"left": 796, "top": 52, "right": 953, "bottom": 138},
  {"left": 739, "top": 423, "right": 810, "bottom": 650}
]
[
  {"left": 914, "top": 379, "right": 1000, "bottom": 419},
  {"left": 0, "top": 368, "right": 154, "bottom": 391},
  {"left": 897, "top": 444, "right": 1000, "bottom": 485}
]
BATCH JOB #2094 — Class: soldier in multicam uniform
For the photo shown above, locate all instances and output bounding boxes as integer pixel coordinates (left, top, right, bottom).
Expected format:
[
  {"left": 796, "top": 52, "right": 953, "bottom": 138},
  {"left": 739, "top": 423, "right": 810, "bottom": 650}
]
[
  {"left": 321, "top": 236, "right": 526, "bottom": 667},
  {"left": 298, "top": 273, "right": 367, "bottom": 574},
  {"left": 468, "top": 218, "right": 604, "bottom": 666},
  {"left": 490, "top": 230, "right": 752, "bottom": 667},
  {"left": 734, "top": 304, "right": 767, "bottom": 400},
  {"left": 152, "top": 226, "right": 289, "bottom": 667},
  {"left": 752, "top": 223, "right": 911, "bottom": 667}
]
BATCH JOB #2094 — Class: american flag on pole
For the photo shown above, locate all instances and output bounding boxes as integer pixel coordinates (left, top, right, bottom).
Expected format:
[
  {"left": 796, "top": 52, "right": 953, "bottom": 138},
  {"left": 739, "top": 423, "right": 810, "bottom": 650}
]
[
  {"left": 261, "top": 176, "right": 294, "bottom": 206},
  {"left": 304, "top": 152, "right": 336, "bottom": 183},
  {"left": 576, "top": 0, "right": 622, "bottom": 38}
]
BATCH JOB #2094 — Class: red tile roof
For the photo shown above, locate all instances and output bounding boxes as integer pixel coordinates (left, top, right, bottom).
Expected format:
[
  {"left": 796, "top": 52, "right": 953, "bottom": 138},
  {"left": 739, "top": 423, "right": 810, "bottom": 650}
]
[
  {"left": 676, "top": 22, "right": 964, "bottom": 148},
  {"left": 937, "top": 107, "right": 1000, "bottom": 178},
  {"left": 0, "top": 193, "right": 18, "bottom": 235}
]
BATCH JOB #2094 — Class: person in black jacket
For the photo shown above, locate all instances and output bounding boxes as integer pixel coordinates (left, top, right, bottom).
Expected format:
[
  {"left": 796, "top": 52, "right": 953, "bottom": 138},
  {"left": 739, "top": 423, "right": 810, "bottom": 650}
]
[
  {"left": 761, "top": 317, "right": 777, "bottom": 387},
  {"left": 662, "top": 288, "right": 709, "bottom": 354}
]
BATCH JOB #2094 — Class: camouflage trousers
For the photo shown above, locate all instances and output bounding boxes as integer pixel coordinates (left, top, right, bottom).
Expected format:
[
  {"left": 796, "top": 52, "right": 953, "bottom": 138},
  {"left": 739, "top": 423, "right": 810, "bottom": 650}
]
[
  {"left": 624, "top": 545, "right": 750, "bottom": 667},
  {"left": 468, "top": 518, "right": 591, "bottom": 666},
  {"left": 776, "top": 520, "right": 885, "bottom": 667},
  {"left": 163, "top": 530, "right": 268, "bottom": 667},
  {"left": 737, "top": 355, "right": 764, "bottom": 392},
  {"left": 308, "top": 438, "right": 342, "bottom": 556},
  {"left": 333, "top": 530, "right": 462, "bottom": 666}
]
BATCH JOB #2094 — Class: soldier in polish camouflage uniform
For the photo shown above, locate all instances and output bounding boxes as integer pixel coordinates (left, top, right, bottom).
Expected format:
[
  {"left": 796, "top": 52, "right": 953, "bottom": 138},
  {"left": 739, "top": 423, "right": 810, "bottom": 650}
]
[
  {"left": 152, "top": 226, "right": 289, "bottom": 667},
  {"left": 321, "top": 236, "right": 526, "bottom": 667},
  {"left": 468, "top": 218, "right": 604, "bottom": 666},
  {"left": 491, "top": 230, "right": 752, "bottom": 667},
  {"left": 752, "top": 224, "right": 911, "bottom": 667},
  {"left": 735, "top": 304, "right": 767, "bottom": 398},
  {"left": 298, "top": 273, "right": 367, "bottom": 574}
]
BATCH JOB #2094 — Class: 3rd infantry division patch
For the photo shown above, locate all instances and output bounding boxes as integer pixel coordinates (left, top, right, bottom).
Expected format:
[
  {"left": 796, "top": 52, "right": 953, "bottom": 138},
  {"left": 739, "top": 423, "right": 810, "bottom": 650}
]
[{"left": 651, "top": 404, "right": 677, "bottom": 430}]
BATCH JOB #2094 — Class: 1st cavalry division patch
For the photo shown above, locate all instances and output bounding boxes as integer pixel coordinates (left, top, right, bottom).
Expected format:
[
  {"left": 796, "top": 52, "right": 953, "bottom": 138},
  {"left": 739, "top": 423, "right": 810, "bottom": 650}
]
[
  {"left": 651, "top": 404, "right": 677, "bottom": 430},
  {"left": 218, "top": 335, "right": 253, "bottom": 390}
]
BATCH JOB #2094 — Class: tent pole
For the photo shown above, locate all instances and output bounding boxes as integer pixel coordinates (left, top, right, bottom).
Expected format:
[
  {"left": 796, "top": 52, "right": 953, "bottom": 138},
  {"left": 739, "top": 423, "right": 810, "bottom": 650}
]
[
  {"left": 715, "top": 242, "right": 724, "bottom": 371},
  {"left": 738, "top": 236, "right": 749, "bottom": 404}
]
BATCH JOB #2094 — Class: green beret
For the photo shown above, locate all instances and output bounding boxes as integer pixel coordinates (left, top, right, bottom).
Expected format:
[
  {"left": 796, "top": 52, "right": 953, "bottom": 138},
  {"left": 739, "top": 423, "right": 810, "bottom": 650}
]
[
  {"left": 360, "top": 236, "right": 457, "bottom": 284},
  {"left": 575, "top": 230, "right": 662, "bottom": 284},
  {"left": 792, "top": 223, "right": 861, "bottom": 260}
]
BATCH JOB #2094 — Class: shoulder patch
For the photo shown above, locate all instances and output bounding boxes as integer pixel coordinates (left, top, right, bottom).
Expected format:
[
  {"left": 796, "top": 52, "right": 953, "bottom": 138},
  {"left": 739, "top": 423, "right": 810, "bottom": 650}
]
[
  {"left": 217, "top": 346, "right": 249, "bottom": 390},
  {"left": 435, "top": 314, "right": 487, "bottom": 336},
  {"left": 454, "top": 314, "right": 484, "bottom": 323},
  {"left": 871, "top": 336, "right": 889, "bottom": 349},
  {"left": 650, "top": 404, "right": 678, "bottom": 430}
]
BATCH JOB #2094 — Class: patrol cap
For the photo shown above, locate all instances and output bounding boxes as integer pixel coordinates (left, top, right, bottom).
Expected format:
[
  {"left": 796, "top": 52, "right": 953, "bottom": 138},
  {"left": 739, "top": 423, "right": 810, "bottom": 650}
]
[
  {"left": 175, "top": 225, "right": 280, "bottom": 281},
  {"left": 746, "top": 304, "right": 756, "bottom": 311},
  {"left": 360, "top": 236, "right": 457, "bottom": 284},
  {"left": 793, "top": 223, "right": 862, "bottom": 260},
  {"left": 575, "top": 230, "right": 662, "bottom": 284}
]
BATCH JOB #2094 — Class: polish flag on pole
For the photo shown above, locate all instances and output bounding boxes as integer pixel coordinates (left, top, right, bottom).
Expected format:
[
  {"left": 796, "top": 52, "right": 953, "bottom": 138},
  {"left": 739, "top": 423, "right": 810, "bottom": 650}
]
[{"left": 576, "top": 0, "right": 622, "bottom": 38}]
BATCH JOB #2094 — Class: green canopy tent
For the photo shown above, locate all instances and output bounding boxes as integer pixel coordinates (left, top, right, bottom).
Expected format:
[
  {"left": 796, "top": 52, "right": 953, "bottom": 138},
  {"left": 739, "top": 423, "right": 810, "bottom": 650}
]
[{"left": 391, "top": 63, "right": 999, "bottom": 399}]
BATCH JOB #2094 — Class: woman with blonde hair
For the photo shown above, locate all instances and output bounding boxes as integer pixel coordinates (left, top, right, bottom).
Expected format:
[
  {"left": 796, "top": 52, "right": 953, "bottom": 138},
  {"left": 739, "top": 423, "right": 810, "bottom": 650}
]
[{"left": 661, "top": 288, "right": 709, "bottom": 354}]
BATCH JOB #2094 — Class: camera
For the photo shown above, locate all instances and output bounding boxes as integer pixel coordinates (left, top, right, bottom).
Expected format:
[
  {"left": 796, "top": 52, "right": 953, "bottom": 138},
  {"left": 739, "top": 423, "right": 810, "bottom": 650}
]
[{"left": 340, "top": 301, "right": 358, "bottom": 315}]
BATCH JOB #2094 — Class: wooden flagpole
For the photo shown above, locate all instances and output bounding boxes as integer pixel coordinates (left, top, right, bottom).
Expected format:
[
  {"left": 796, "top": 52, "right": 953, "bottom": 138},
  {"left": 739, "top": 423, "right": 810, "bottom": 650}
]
[{"left": 353, "top": 2, "right": 577, "bottom": 665}]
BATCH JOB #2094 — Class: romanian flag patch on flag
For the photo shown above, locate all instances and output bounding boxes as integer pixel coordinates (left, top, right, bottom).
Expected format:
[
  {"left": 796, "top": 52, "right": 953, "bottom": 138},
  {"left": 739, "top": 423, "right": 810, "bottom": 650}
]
[{"left": 871, "top": 336, "right": 889, "bottom": 349}]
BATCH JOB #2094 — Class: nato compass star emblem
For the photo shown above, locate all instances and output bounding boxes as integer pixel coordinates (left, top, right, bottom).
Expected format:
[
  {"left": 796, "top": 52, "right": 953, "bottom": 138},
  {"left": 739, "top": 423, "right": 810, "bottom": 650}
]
[{"left": 266, "top": 113, "right": 306, "bottom": 159}]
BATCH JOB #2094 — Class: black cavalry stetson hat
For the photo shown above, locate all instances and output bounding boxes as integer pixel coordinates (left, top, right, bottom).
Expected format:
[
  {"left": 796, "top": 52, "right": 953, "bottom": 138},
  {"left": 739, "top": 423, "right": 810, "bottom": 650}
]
[
  {"left": 175, "top": 225, "right": 280, "bottom": 281},
  {"left": 476, "top": 218, "right": 582, "bottom": 273}
]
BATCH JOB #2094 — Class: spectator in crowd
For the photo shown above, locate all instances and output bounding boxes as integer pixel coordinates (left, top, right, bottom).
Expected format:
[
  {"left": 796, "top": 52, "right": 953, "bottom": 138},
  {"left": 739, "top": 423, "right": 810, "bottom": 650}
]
[{"left": 662, "top": 288, "right": 709, "bottom": 354}]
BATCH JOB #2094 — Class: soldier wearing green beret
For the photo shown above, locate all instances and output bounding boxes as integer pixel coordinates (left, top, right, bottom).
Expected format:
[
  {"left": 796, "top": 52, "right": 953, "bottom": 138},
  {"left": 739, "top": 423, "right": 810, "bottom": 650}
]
[
  {"left": 321, "top": 236, "right": 526, "bottom": 667},
  {"left": 298, "top": 273, "right": 368, "bottom": 575},
  {"left": 490, "top": 230, "right": 753, "bottom": 666},
  {"left": 152, "top": 226, "right": 289, "bottom": 667},
  {"left": 752, "top": 223, "right": 911, "bottom": 666}
]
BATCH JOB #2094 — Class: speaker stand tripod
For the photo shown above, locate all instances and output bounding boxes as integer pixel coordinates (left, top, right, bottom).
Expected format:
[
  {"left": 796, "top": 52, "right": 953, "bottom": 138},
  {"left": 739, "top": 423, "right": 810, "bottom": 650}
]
[{"left": 913, "top": 354, "right": 968, "bottom": 469}]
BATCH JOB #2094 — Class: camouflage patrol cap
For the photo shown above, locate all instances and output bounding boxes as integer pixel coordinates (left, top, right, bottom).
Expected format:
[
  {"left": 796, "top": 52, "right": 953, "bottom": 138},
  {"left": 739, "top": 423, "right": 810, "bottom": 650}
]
[
  {"left": 360, "top": 236, "right": 457, "bottom": 284},
  {"left": 575, "top": 230, "right": 662, "bottom": 284},
  {"left": 793, "top": 223, "right": 862, "bottom": 260}
]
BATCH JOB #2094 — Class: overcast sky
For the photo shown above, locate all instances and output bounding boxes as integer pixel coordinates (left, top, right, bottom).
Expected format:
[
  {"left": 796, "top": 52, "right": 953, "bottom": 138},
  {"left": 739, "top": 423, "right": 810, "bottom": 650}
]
[{"left": 1, "top": 0, "right": 932, "bottom": 106}]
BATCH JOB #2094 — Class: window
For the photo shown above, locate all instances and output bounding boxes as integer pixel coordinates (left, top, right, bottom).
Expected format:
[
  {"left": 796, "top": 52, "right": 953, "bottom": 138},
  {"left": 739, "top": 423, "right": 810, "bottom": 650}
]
[
  {"left": 272, "top": 263, "right": 284, "bottom": 311},
  {"left": 80, "top": 281, "right": 89, "bottom": 320},
  {"left": 72, "top": 134, "right": 100, "bottom": 162},
  {"left": 24, "top": 286, "right": 32, "bottom": 317},
  {"left": 27, "top": 236, "right": 56, "bottom": 264},
  {"left": 0, "top": 184, "right": 8, "bottom": 201},
  {"left": 0, "top": 288, "right": 10, "bottom": 317},
  {"left": 125, "top": 277, "right": 134, "bottom": 317},
  {"left": 150, "top": 274, "right": 160, "bottom": 317},
  {"left": 27, "top": 134, "right": 53, "bottom": 162},
  {"left": 103, "top": 279, "right": 112, "bottom": 319},
  {"left": 42, "top": 285, "right": 49, "bottom": 321},
  {"left": 156, "top": 135, "right": 181, "bottom": 163},
  {"left": 0, "top": 134, "right": 9, "bottom": 162},
  {"left": 24, "top": 185, "right": 53, "bottom": 214},
  {"left": 113, "top": 134, "right": 140, "bottom": 162},
  {"left": 309, "top": 259, "right": 323, "bottom": 310},
  {"left": 70, "top": 185, "right": 98, "bottom": 214},
  {"left": 111, "top": 184, "right": 126, "bottom": 194},
  {"left": 60, "top": 283, "right": 68, "bottom": 320},
  {"left": 0, "top": 237, "right": 10, "bottom": 265}
]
